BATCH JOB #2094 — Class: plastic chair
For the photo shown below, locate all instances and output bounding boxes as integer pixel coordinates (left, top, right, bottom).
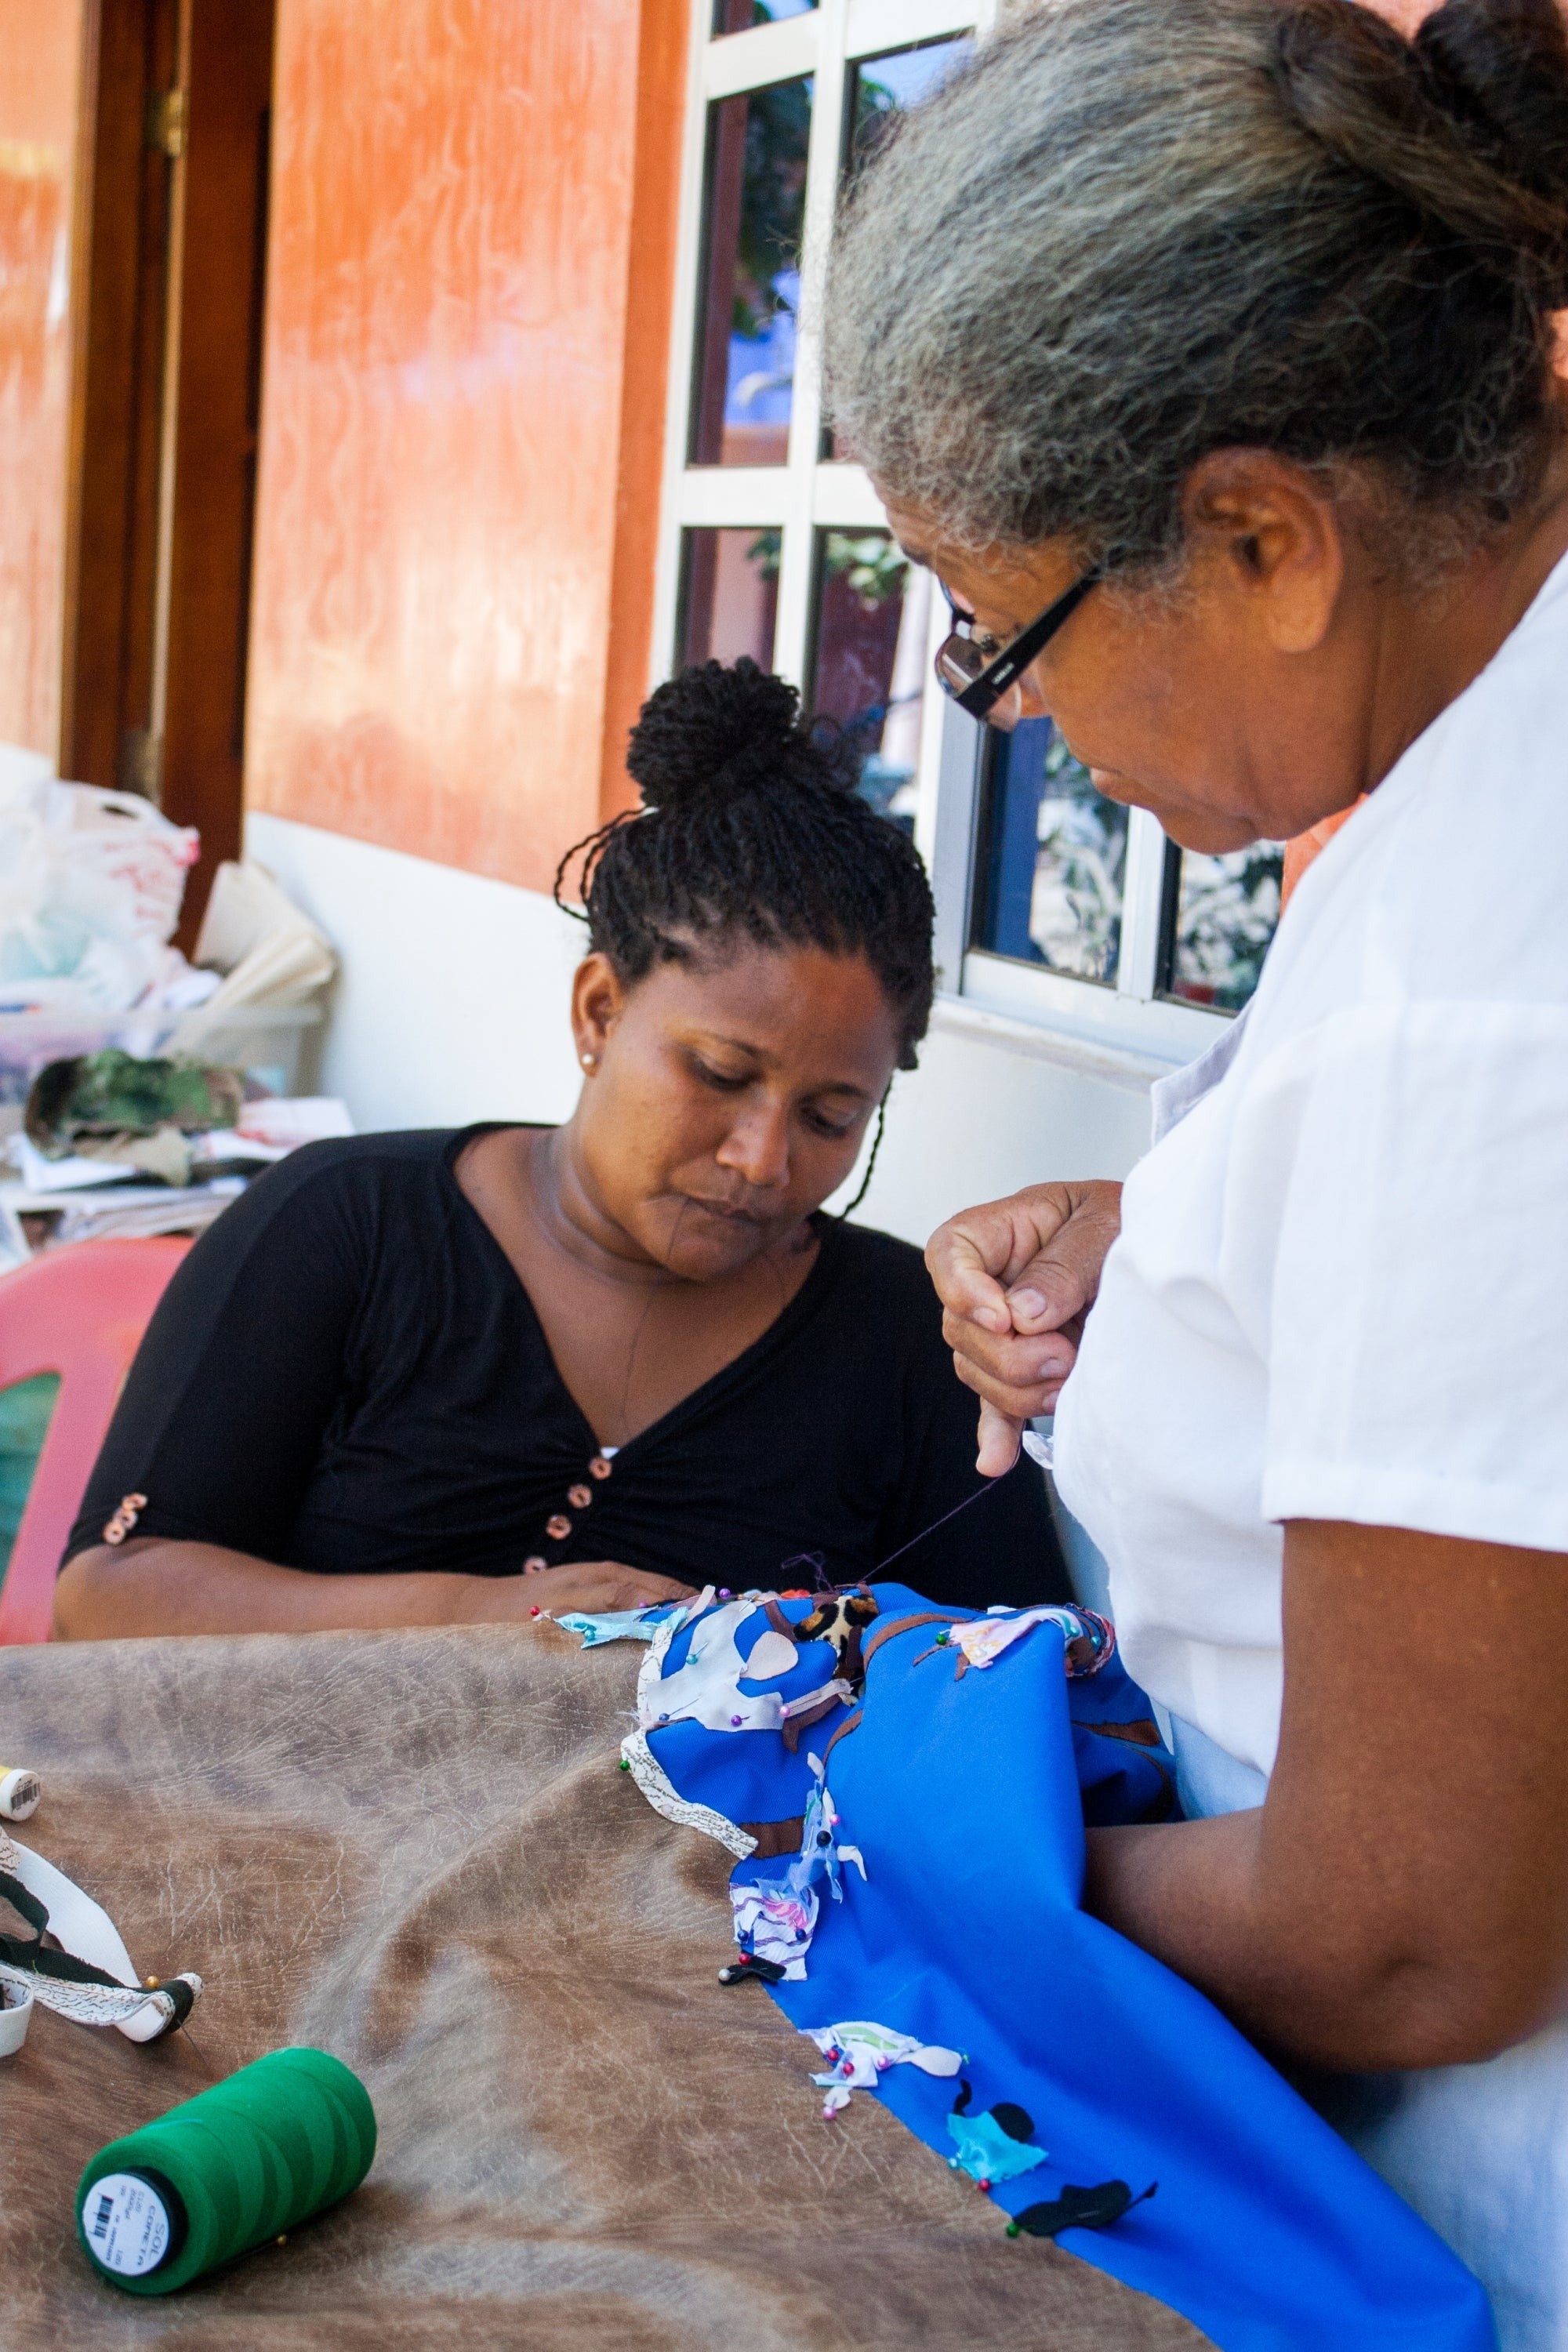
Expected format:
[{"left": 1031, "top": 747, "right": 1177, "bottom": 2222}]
[{"left": 0, "top": 1237, "right": 190, "bottom": 1644}]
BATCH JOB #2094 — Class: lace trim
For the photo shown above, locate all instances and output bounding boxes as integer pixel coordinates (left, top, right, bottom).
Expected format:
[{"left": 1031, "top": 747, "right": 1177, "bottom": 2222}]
[{"left": 0, "top": 1958, "right": 179, "bottom": 2031}]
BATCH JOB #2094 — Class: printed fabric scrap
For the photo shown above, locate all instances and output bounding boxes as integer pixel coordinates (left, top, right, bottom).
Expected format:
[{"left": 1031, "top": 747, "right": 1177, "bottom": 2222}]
[
  {"left": 807, "top": 2020, "right": 960, "bottom": 2116},
  {"left": 553, "top": 1605, "right": 680, "bottom": 1648},
  {"left": 729, "top": 1754, "right": 866, "bottom": 1980},
  {"left": 949, "top": 1602, "right": 1112, "bottom": 1675},
  {"left": 624, "top": 1584, "right": 1494, "bottom": 2352}
]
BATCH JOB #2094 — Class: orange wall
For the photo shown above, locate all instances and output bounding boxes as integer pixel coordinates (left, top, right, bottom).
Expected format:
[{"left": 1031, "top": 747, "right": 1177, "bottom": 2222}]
[
  {"left": 247, "top": 0, "right": 687, "bottom": 895},
  {"left": 0, "top": 0, "right": 84, "bottom": 760}
]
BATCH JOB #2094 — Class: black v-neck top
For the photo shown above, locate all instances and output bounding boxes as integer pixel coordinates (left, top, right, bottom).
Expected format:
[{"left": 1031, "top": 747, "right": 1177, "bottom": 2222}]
[{"left": 67, "top": 1127, "right": 1069, "bottom": 1609}]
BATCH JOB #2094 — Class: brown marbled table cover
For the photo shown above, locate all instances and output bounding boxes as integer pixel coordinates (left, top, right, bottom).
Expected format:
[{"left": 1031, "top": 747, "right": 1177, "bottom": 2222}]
[{"left": 0, "top": 1625, "right": 1210, "bottom": 2350}]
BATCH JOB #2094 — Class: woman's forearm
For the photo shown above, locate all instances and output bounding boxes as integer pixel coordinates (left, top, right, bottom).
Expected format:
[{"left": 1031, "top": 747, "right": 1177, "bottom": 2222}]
[
  {"left": 1081, "top": 1807, "right": 1504, "bottom": 2072},
  {"left": 1080, "top": 1813, "right": 1345, "bottom": 2056},
  {"left": 1082, "top": 1516, "right": 1568, "bottom": 2072},
  {"left": 52, "top": 1540, "right": 528, "bottom": 1640}
]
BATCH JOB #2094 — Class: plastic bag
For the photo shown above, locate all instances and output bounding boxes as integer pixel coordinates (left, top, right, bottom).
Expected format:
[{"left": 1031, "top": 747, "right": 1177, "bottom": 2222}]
[{"left": 0, "top": 771, "right": 199, "bottom": 1014}]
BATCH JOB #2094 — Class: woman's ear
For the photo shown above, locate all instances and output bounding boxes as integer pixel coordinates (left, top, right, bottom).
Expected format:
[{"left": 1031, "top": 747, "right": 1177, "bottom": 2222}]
[
  {"left": 570, "top": 953, "right": 627, "bottom": 1076},
  {"left": 1180, "top": 450, "right": 1346, "bottom": 655}
]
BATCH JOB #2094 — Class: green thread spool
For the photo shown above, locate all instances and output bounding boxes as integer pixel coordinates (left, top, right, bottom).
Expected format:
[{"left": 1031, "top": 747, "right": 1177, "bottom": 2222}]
[{"left": 75, "top": 2047, "right": 376, "bottom": 2295}]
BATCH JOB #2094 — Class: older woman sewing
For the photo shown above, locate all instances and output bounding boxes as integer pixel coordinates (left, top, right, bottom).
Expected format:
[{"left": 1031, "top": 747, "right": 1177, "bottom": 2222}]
[
  {"left": 54, "top": 662, "right": 1067, "bottom": 1639},
  {"left": 827, "top": 0, "right": 1568, "bottom": 2339}
]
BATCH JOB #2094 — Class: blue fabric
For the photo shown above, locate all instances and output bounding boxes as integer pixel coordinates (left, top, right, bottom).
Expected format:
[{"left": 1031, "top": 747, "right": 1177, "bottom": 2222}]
[
  {"left": 1171, "top": 1711, "right": 1271, "bottom": 1821},
  {"left": 555, "top": 1605, "right": 677, "bottom": 1647},
  {"left": 643, "top": 1587, "right": 1495, "bottom": 2352}
]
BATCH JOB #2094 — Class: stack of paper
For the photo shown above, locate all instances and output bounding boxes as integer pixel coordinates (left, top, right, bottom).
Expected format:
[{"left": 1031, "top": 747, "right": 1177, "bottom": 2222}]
[
  {"left": 169, "top": 862, "right": 336, "bottom": 1052},
  {"left": 0, "top": 1176, "right": 246, "bottom": 1270},
  {"left": 53, "top": 1182, "right": 245, "bottom": 1247}
]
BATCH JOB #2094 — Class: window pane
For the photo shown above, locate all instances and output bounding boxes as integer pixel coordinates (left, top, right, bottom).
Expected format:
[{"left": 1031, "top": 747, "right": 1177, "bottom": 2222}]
[
  {"left": 677, "top": 528, "right": 781, "bottom": 670},
  {"left": 1161, "top": 843, "right": 1283, "bottom": 1012},
  {"left": 808, "top": 531, "right": 929, "bottom": 835},
  {"left": 690, "top": 78, "right": 812, "bottom": 466},
  {"left": 972, "top": 720, "right": 1127, "bottom": 985},
  {"left": 828, "top": 39, "right": 971, "bottom": 460},
  {"left": 713, "top": 0, "right": 815, "bottom": 28},
  {"left": 847, "top": 34, "right": 971, "bottom": 169}
]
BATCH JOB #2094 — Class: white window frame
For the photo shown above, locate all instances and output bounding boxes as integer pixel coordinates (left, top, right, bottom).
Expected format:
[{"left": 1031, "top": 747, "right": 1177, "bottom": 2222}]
[{"left": 651, "top": 0, "right": 1233, "bottom": 1073}]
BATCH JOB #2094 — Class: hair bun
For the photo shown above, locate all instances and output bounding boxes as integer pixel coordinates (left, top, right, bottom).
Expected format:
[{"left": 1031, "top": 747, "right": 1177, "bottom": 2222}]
[
  {"left": 1416, "top": 0, "right": 1568, "bottom": 205},
  {"left": 627, "top": 658, "right": 844, "bottom": 810},
  {"left": 1274, "top": 0, "right": 1568, "bottom": 307}
]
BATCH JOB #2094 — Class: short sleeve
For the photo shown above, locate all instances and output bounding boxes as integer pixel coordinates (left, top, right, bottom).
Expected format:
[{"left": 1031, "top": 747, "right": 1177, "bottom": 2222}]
[
  {"left": 65, "top": 1145, "right": 370, "bottom": 1566},
  {"left": 1231, "top": 1003, "right": 1568, "bottom": 1552}
]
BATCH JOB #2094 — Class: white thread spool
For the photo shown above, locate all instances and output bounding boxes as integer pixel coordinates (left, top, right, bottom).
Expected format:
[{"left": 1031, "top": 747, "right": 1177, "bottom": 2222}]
[
  {"left": 0, "top": 1769, "right": 40, "bottom": 1822},
  {"left": 0, "top": 1980, "right": 33, "bottom": 2059}
]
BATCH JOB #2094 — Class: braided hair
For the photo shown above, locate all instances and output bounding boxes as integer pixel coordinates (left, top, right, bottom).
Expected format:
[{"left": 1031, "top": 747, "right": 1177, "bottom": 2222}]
[{"left": 555, "top": 659, "right": 936, "bottom": 1073}]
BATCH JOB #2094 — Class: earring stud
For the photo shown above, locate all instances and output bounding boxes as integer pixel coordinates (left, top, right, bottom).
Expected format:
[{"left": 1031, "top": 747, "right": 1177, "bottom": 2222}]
[{"left": 581, "top": 1052, "right": 597, "bottom": 1071}]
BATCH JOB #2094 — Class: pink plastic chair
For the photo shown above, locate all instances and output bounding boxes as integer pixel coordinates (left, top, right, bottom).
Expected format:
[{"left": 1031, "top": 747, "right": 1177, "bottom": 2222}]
[{"left": 0, "top": 1237, "right": 190, "bottom": 1644}]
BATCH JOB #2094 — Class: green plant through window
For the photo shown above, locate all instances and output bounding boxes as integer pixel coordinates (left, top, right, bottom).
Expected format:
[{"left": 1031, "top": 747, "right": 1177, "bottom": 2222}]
[
  {"left": 1033, "top": 733, "right": 1127, "bottom": 983},
  {"left": 745, "top": 528, "right": 782, "bottom": 584},
  {"left": 825, "top": 533, "right": 908, "bottom": 608},
  {"left": 1167, "top": 846, "right": 1283, "bottom": 1012},
  {"left": 733, "top": 82, "right": 811, "bottom": 341}
]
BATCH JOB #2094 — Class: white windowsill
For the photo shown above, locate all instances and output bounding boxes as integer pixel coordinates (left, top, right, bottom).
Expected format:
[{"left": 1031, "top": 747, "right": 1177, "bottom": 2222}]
[
  {"left": 958, "top": 949, "right": 1234, "bottom": 1068},
  {"left": 928, "top": 993, "right": 1174, "bottom": 1094}
]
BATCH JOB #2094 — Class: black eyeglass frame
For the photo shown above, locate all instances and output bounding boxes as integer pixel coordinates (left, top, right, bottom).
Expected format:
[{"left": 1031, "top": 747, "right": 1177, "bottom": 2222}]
[{"left": 935, "top": 564, "right": 1102, "bottom": 722}]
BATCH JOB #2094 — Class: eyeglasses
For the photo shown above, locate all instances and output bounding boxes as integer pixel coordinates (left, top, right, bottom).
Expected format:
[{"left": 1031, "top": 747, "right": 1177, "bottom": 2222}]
[{"left": 934, "top": 564, "right": 1102, "bottom": 730}]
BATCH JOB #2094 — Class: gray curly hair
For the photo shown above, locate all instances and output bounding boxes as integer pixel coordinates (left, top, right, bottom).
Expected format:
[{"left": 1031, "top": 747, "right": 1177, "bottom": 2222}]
[{"left": 824, "top": 0, "right": 1568, "bottom": 575}]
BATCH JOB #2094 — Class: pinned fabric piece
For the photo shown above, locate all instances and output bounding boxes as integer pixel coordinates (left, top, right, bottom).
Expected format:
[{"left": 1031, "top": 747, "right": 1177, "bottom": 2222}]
[
  {"left": 0, "top": 1831, "right": 201, "bottom": 2042},
  {"left": 947, "top": 2081, "right": 1049, "bottom": 2183},
  {"left": 808, "top": 2020, "right": 962, "bottom": 2115},
  {"left": 618, "top": 1598, "right": 765, "bottom": 1860},
  {"left": 641, "top": 1597, "right": 815, "bottom": 1736},
  {"left": 799, "top": 1753, "right": 864, "bottom": 1897},
  {"left": 742, "top": 1628, "right": 800, "bottom": 1683},
  {"left": 728, "top": 1753, "right": 865, "bottom": 1981},
  {"left": 1012, "top": 2181, "right": 1159, "bottom": 2239},
  {"left": 790, "top": 1594, "right": 878, "bottom": 1690},
  {"left": 950, "top": 1603, "right": 1114, "bottom": 1679},
  {"left": 778, "top": 1679, "right": 855, "bottom": 1752},
  {"left": 717, "top": 1952, "right": 786, "bottom": 1987},
  {"left": 553, "top": 1605, "right": 680, "bottom": 1648},
  {"left": 731, "top": 1881, "right": 816, "bottom": 1981}
]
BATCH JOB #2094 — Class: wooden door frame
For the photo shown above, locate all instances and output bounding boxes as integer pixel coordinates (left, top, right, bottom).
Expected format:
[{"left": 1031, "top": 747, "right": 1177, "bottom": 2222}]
[
  {"left": 59, "top": 0, "right": 179, "bottom": 801},
  {"left": 59, "top": 0, "right": 276, "bottom": 943}
]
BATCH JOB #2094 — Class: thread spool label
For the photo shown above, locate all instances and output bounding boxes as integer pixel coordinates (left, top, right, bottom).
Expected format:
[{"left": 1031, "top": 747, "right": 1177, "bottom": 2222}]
[
  {"left": 0, "top": 1769, "right": 40, "bottom": 1821},
  {"left": 85, "top": 2174, "right": 170, "bottom": 2276}
]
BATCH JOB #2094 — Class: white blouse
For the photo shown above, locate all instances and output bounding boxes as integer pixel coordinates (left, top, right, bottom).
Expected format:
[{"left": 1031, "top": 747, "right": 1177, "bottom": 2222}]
[{"left": 1054, "top": 548, "right": 1568, "bottom": 2351}]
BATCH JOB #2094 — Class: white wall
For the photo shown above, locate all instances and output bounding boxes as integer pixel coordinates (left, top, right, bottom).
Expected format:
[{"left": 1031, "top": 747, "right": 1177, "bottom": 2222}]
[
  {"left": 248, "top": 813, "right": 585, "bottom": 1135},
  {"left": 248, "top": 813, "right": 1156, "bottom": 1248},
  {"left": 855, "top": 1006, "right": 1153, "bottom": 1246}
]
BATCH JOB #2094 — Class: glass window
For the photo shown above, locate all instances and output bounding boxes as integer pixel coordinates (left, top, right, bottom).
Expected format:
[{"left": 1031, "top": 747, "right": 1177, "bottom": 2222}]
[
  {"left": 677, "top": 528, "right": 781, "bottom": 670},
  {"left": 1160, "top": 843, "right": 1283, "bottom": 1012},
  {"left": 713, "top": 0, "right": 815, "bottom": 29},
  {"left": 807, "top": 529, "right": 930, "bottom": 833},
  {"left": 826, "top": 39, "right": 971, "bottom": 460},
  {"left": 690, "top": 78, "right": 812, "bottom": 466},
  {"left": 845, "top": 35, "right": 971, "bottom": 171},
  {"left": 972, "top": 720, "right": 1128, "bottom": 985}
]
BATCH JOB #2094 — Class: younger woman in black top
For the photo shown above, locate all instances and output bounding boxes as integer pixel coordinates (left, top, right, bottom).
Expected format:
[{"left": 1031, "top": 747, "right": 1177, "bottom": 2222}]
[{"left": 55, "top": 662, "right": 1068, "bottom": 1637}]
